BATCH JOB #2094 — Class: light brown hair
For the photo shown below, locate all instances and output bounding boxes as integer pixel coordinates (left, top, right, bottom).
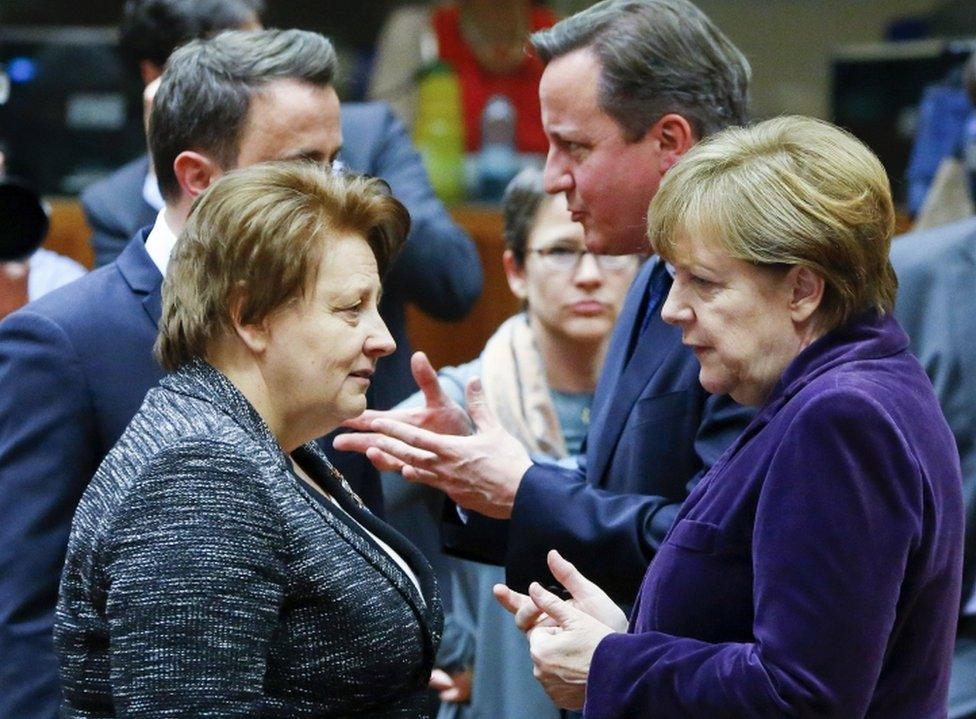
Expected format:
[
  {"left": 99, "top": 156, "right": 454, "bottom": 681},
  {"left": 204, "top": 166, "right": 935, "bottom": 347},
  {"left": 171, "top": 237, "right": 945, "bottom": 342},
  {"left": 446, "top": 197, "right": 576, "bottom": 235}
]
[
  {"left": 649, "top": 115, "right": 897, "bottom": 331},
  {"left": 156, "top": 161, "right": 409, "bottom": 370}
]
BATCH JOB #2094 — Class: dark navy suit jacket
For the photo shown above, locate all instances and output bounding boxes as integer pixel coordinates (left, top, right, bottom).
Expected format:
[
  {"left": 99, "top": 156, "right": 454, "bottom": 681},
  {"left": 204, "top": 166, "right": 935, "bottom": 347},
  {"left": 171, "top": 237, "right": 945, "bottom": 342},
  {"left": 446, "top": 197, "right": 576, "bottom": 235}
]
[
  {"left": 0, "top": 101, "right": 480, "bottom": 719},
  {"left": 80, "top": 101, "right": 483, "bottom": 410},
  {"left": 446, "top": 259, "right": 753, "bottom": 605}
]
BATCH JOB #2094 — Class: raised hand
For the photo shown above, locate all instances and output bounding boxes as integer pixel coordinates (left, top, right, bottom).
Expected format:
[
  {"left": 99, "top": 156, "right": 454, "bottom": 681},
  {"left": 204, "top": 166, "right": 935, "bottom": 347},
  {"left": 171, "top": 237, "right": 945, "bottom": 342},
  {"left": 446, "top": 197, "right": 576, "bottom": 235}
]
[
  {"left": 334, "top": 351, "right": 473, "bottom": 473},
  {"left": 523, "top": 581, "right": 615, "bottom": 710},
  {"left": 493, "top": 550, "right": 627, "bottom": 633},
  {"left": 356, "top": 376, "right": 532, "bottom": 518}
]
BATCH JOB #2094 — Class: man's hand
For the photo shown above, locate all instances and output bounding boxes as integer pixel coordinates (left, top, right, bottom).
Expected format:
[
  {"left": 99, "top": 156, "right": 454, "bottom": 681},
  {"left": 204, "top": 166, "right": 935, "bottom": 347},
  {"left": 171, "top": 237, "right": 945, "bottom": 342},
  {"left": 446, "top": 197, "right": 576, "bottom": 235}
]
[
  {"left": 351, "top": 375, "right": 532, "bottom": 518},
  {"left": 429, "top": 667, "right": 473, "bottom": 703},
  {"left": 494, "top": 550, "right": 628, "bottom": 633},
  {"left": 334, "top": 352, "right": 473, "bottom": 473}
]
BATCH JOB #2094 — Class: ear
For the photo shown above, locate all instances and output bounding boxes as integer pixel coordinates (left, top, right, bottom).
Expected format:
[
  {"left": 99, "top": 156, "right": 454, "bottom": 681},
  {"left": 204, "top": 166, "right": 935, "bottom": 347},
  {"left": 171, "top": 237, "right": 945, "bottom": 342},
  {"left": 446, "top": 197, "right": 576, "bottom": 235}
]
[
  {"left": 172, "top": 151, "right": 221, "bottom": 201},
  {"left": 787, "top": 266, "right": 824, "bottom": 324},
  {"left": 647, "top": 113, "right": 696, "bottom": 175},
  {"left": 139, "top": 60, "right": 163, "bottom": 86},
  {"left": 228, "top": 285, "right": 270, "bottom": 354},
  {"left": 502, "top": 249, "right": 528, "bottom": 302}
]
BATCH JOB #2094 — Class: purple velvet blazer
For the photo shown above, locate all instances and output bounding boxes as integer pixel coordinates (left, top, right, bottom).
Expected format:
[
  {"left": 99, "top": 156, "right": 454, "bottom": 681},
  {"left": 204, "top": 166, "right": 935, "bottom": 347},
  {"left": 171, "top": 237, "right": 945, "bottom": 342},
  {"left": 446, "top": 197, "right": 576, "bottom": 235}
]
[{"left": 585, "top": 311, "right": 964, "bottom": 718}]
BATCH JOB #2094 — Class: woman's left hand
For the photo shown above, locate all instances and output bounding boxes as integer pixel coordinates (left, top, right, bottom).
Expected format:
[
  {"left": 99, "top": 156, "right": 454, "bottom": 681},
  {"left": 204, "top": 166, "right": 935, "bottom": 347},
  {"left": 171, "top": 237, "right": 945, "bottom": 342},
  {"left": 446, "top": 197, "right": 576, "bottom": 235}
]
[{"left": 520, "top": 581, "right": 616, "bottom": 710}]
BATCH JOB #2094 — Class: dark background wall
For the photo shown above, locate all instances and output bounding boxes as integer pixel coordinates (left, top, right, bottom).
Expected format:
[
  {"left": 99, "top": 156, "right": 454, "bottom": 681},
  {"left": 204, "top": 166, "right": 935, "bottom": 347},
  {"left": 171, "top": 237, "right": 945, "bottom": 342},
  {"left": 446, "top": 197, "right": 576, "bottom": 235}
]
[{"left": 0, "top": 1, "right": 401, "bottom": 48}]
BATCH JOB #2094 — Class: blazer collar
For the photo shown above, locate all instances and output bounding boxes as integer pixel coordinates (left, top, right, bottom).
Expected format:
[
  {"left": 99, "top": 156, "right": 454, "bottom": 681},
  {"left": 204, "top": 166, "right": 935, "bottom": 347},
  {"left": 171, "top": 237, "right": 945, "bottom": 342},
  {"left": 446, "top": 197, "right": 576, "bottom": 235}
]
[
  {"left": 702, "top": 310, "right": 911, "bottom": 488},
  {"left": 160, "top": 360, "right": 443, "bottom": 660},
  {"left": 588, "top": 259, "right": 680, "bottom": 482},
  {"left": 115, "top": 227, "right": 163, "bottom": 326},
  {"left": 764, "top": 310, "right": 908, "bottom": 416},
  {"left": 294, "top": 443, "right": 443, "bottom": 664}
]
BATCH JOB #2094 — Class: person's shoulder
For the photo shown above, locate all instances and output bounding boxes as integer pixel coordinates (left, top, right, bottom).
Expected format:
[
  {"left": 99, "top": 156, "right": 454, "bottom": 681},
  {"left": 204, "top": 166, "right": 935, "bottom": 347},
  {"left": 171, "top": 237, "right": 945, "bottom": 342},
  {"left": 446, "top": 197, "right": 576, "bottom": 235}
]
[
  {"left": 6, "top": 260, "right": 129, "bottom": 334},
  {"left": 80, "top": 156, "right": 148, "bottom": 209},
  {"left": 890, "top": 216, "right": 976, "bottom": 274}
]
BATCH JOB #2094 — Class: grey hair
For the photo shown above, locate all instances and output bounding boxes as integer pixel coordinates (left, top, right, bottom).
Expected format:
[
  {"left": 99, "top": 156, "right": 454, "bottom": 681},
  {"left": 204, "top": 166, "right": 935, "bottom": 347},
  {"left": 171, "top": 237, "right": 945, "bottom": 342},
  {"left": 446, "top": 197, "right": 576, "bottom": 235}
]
[
  {"left": 502, "top": 167, "right": 549, "bottom": 264},
  {"left": 149, "top": 28, "right": 337, "bottom": 203},
  {"left": 531, "top": 0, "right": 750, "bottom": 142}
]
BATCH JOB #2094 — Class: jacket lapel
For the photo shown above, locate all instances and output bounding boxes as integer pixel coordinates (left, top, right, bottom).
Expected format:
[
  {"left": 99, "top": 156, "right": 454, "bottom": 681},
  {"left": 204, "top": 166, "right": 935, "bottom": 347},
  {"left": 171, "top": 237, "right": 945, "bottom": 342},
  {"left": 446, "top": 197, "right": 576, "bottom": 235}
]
[
  {"left": 588, "top": 260, "right": 678, "bottom": 483},
  {"left": 115, "top": 228, "right": 163, "bottom": 327},
  {"left": 587, "top": 260, "right": 651, "bottom": 450},
  {"left": 296, "top": 445, "right": 441, "bottom": 660}
]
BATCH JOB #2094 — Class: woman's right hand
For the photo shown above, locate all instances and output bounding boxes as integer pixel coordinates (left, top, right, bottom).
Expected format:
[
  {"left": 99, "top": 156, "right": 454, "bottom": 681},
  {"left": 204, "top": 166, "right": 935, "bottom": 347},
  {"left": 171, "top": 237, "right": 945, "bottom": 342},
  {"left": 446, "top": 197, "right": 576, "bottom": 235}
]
[{"left": 494, "top": 550, "right": 628, "bottom": 634}]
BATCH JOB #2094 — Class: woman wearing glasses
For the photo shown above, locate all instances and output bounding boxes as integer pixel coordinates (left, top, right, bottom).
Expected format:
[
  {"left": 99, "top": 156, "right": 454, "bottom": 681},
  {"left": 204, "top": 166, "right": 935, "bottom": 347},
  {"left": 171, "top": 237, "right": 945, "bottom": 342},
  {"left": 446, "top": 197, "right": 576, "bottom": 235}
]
[{"left": 376, "top": 167, "right": 638, "bottom": 719}]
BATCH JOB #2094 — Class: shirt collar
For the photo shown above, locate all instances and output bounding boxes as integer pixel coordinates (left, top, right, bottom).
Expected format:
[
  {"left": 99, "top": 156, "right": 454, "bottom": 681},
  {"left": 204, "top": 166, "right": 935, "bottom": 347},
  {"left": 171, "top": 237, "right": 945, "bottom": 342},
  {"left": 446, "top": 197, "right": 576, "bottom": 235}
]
[
  {"left": 144, "top": 209, "right": 178, "bottom": 277},
  {"left": 142, "top": 169, "right": 164, "bottom": 212}
]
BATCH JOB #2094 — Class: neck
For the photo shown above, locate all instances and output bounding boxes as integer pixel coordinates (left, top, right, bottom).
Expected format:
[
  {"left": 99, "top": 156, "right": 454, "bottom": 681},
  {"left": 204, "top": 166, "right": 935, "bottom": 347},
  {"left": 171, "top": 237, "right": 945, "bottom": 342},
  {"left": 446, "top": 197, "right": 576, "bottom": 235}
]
[
  {"left": 529, "top": 315, "right": 604, "bottom": 394},
  {"left": 162, "top": 200, "right": 190, "bottom": 236},
  {"left": 206, "top": 341, "right": 309, "bottom": 454}
]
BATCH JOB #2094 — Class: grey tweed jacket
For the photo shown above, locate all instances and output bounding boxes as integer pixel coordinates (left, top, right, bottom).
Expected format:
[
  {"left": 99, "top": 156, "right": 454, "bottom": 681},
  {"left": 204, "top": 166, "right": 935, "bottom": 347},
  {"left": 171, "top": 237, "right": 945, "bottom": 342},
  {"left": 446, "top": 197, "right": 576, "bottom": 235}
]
[{"left": 55, "top": 360, "right": 442, "bottom": 718}]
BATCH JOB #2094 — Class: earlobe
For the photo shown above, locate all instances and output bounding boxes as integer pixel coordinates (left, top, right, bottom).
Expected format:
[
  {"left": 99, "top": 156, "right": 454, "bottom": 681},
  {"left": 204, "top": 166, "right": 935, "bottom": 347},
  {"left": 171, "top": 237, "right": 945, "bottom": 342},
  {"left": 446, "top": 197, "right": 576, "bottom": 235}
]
[
  {"left": 172, "top": 151, "right": 219, "bottom": 201},
  {"left": 789, "top": 266, "right": 825, "bottom": 323},
  {"left": 502, "top": 250, "right": 528, "bottom": 301}
]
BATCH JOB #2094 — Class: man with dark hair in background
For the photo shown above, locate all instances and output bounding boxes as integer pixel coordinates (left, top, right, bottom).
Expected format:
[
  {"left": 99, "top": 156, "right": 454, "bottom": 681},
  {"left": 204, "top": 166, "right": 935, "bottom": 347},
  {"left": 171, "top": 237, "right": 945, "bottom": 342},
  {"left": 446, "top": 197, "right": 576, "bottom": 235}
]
[
  {"left": 81, "top": 0, "right": 481, "bottom": 414},
  {"left": 0, "top": 24, "right": 479, "bottom": 717},
  {"left": 338, "top": 0, "right": 753, "bottom": 607},
  {"left": 82, "top": 0, "right": 262, "bottom": 267}
]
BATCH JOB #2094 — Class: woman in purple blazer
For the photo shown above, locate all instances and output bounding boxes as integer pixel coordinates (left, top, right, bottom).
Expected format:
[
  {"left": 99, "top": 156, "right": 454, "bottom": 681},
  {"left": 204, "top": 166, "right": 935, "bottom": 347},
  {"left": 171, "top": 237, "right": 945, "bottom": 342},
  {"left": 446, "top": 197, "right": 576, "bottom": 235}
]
[{"left": 497, "top": 116, "right": 966, "bottom": 718}]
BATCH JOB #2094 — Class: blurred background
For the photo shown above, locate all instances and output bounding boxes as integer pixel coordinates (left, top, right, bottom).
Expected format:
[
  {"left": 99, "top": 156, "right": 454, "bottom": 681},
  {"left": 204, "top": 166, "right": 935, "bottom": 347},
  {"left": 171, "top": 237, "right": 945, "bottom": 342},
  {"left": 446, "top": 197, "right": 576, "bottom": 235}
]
[
  {"left": 3, "top": 0, "right": 976, "bottom": 362},
  {"left": 3, "top": 0, "right": 976, "bottom": 202}
]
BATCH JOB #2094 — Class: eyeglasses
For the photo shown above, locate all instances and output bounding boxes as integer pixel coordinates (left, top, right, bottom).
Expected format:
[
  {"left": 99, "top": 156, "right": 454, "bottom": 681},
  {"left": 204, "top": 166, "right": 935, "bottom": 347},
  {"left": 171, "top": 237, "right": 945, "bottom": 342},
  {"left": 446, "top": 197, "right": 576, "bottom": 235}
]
[{"left": 527, "top": 247, "right": 638, "bottom": 272}]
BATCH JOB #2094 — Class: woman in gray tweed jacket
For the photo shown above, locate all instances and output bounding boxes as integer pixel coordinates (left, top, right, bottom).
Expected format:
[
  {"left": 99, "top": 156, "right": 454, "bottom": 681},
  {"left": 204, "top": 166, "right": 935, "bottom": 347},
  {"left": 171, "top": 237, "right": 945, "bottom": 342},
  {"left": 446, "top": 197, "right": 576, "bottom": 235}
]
[{"left": 55, "top": 163, "right": 442, "bottom": 717}]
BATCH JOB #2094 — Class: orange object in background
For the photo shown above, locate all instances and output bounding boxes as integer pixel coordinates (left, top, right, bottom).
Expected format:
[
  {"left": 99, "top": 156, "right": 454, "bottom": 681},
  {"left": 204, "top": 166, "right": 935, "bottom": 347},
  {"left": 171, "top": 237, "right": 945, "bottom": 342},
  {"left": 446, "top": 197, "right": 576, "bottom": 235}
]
[{"left": 0, "top": 262, "right": 29, "bottom": 320}]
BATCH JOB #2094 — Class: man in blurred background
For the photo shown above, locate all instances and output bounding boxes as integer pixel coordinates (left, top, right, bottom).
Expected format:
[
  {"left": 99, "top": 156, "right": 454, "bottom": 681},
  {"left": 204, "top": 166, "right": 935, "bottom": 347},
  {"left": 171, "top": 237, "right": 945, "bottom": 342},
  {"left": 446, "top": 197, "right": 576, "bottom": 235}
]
[{"left": 0, "top": 24, "right": 471, "bottom": 717}]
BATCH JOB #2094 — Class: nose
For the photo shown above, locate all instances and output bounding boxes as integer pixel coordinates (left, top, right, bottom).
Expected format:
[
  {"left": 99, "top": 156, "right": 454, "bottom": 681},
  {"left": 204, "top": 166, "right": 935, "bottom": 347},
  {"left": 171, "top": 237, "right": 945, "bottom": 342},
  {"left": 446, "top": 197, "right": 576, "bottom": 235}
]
[
  {"left": 660, "top": 282, "right": 691, "bottom": 327},
  {"left": 543, "top": 147, "right": 573, "bottom": 195},
  {"left": 573, "top": 252, "right": 603, "bottom": 289},
  {"left": 364, "top": 312, "right": 396, "bottom": 359}
]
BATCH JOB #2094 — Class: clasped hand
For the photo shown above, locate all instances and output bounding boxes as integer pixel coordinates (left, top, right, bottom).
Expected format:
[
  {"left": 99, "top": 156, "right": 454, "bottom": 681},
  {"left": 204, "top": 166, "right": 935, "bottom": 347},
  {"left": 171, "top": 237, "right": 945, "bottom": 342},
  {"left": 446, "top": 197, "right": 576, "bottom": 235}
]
[
  {"left": 333, "top": 352, "right": 532, "bottom": 519},
  {"left": 494, "top": 550, "right": 627, "bottom": 711}
]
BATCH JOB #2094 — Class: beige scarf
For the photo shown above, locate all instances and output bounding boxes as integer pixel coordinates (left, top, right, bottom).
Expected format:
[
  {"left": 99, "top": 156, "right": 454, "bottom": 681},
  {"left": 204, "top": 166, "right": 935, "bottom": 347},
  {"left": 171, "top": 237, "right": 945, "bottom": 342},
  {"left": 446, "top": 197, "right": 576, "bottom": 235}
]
[{"left": 479, "top": 314, "right": 567, "bottom": 460}]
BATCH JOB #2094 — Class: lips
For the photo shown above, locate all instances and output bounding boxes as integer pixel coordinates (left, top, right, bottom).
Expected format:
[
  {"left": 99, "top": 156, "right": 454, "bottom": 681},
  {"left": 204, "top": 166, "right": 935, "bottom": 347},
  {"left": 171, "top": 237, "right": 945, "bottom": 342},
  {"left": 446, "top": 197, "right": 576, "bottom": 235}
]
[
  {"left": 348, "top": 368, "right": 374, "bottom": 383},
  {"left": 570, "top": 300, "right": 605, "bottom": 316}
]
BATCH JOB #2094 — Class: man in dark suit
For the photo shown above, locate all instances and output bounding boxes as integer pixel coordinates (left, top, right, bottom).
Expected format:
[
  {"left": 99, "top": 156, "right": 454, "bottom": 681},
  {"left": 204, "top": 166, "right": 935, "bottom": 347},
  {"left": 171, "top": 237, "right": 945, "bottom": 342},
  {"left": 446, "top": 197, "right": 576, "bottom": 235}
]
[
  {"left": 81, "top": 0, "right": 263, "bottom": 267},
  {"left": 336, "top": 0, "right": 753, "bottom": 605},
  {"left": 82, "top": 0, "right": 482, "bottom": 410},
  {"left": 0, "top": 28, "right": 397, "bottom": 718},
  {"left": 891, "top": 219, "right": 976, "bottom": 718}
]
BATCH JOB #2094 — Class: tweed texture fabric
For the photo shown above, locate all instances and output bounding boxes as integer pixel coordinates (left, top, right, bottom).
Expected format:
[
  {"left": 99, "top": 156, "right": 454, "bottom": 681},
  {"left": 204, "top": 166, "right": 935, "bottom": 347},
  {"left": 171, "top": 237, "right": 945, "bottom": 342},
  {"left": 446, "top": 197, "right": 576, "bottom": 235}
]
[{"left": 55, "top": 359, "right": 442, "bottom": 717}]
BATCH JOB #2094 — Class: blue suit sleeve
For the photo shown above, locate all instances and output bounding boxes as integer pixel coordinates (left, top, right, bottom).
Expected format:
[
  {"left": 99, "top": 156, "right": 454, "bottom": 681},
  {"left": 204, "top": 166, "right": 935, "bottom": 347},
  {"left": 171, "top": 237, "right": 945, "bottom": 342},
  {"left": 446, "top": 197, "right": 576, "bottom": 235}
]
[
  {"left": 0, "top": 310, "right": 99, "bottom": 719},
  {"left": 370, "top": 106, "right": 483, "bottom": 320},
  {"left": 505, "top": 392, "right": 751, "bottom": 604},
  {"left": 585, "top": 392, "right": 928, "bottom": 718}
]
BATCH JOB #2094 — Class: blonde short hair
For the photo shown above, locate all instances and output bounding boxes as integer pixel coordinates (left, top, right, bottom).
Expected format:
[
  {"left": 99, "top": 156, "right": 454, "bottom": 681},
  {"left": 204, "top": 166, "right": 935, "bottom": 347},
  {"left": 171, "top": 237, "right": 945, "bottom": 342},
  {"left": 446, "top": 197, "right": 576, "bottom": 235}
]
[
  {"left": 649, "top": 115, "right": 897, "bottom": 331},
  {"left": 156, "top": 162, "right": 409, "bottom": 371}
]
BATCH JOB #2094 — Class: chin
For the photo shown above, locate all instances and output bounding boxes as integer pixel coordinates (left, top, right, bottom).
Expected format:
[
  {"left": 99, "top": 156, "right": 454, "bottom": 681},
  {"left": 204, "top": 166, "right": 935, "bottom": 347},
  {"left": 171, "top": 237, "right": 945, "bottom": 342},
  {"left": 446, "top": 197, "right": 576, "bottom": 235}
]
[
  {"left": 697, "top": 369, "right": 730, "bottom": 398},
  {"left": 563, "top": 320, "right": 612, "bottom": 343}
]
